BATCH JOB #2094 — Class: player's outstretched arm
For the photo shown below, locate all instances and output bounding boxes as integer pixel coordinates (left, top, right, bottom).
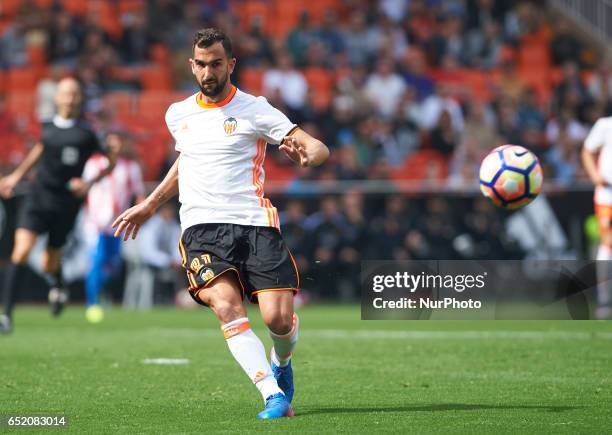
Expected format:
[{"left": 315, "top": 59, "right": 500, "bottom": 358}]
[
  {"left": 0, "top": 142, "right": 44, "bottom": 198},
  {"left": 112, "top": 156, "right": 180, "bottom": 240},
  {"left": 280, "top": 128, "right": 330, "bottom": 167},
  {"left": 582, "top": 146, "right": 606, "bottom": 187}
]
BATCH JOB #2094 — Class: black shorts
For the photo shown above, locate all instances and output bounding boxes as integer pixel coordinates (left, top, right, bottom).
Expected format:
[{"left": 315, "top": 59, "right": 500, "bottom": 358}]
[
  {"left": 179, "top": 223, "right": 299, "bottom": 305},
  {"left": 18, "top": 194, "right": 81, "bottom": 249}
]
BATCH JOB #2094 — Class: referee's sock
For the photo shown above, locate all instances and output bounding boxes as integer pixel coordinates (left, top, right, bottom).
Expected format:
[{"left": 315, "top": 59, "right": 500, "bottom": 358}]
[{"left": 1, "top": 262, "right": 27, "bottom": 318}]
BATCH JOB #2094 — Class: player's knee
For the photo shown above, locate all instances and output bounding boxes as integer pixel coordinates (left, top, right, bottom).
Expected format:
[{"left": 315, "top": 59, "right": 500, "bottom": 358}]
[
  {"left": 264, "top": 311, "right": 293, "bottom": 335},
  {"left": 212, "top": 301, "right": 244, "bottom": 323}
]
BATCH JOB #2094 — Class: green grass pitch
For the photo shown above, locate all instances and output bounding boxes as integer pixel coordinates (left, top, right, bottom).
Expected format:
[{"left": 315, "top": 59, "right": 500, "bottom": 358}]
[{"left": 1, "top": 305, "right": 612, "bottom": 434}]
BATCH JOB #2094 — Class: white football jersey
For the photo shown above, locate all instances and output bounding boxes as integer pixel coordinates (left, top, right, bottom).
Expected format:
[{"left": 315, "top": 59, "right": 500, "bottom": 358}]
[
  {"left": 585, "top": 116, "right": 612, "bottom": 205},
  {"left": 166, "top": 86, "right": 296, "bottom": 232},
  {"left": 84, "top": 156, "right": 145, "bottom": 232}
]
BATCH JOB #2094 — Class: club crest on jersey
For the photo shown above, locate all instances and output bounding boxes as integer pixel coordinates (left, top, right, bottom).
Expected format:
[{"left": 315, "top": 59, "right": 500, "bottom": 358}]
[{"left": 223, "top": 117, "right": 237, "bottom": 135}]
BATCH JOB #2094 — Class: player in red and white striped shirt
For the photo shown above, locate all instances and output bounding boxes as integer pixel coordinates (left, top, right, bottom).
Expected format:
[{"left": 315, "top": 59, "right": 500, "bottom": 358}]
[{"left": 82, "top": 132, "right": 144, "bottom": 322}]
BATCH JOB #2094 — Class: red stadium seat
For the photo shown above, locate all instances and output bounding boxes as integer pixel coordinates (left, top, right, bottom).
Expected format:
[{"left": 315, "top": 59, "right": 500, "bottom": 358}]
[
  {"left": 304, "top": 67, "right": 334, "bottom": 110},
  {"left": 140, "top": 66, "right": 173, "bottom": 91},
  {"left": 6, "top": 68, "right": 41, "bottom": 92},
  {"left": 27, "top": 45, "right": 47, "bottom": 68},
  {"left": 103, "top": 92, "right": 135, "bottom": 117},
  {"left": 233, "top": 0, "right": 274, "bottom": 35},
  {"left": 0, "top": 0, "right": 23, "bottom": 17},
  {"left": 149, "top": 44, "right": 170, "bottom": 65},
  {"left": 60, "top": 0, "right": 88, "bottom": 16},
  {"left": 118, "top": 0, "right": 145, "bottom": 14},
  {"left": 7, "top": 92, "right": 36, "bottom": 118},
  {"left": 390, "top": 150, "right": 448, "bottom": 182},
  {"left": 34, "top": 0, "right": 55, "bottom": 7},
  {"left": 136, "top": 91, "right": 177, "bottom": 120},
  {"left": 239, "top": 67, "right": 264, "bottom": 95}
]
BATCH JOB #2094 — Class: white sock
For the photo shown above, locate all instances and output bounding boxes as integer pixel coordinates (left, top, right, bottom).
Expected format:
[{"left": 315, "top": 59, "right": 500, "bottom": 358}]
[
  {"left": 269, "top": 313, "right": 299, "bottom": 367},
  {"left": 597, "top": 245, "right": 612, "bottom": 307},
  {"left": 222, "top": 317, "right": 282, "bottom": 401}
]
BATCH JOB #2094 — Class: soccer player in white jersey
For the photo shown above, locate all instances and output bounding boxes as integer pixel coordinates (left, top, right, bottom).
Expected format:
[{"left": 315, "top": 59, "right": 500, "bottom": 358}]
[
  {"left": 112, "top": 28, "right": 329, "bottom": 418},
  {"left": 583, "top": 116, "right": 612, "bottom": 319}
]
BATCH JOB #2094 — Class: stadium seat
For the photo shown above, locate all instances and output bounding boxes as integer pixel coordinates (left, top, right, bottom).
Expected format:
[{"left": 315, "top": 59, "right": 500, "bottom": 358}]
[
  {"left": 518, "top": 43, "right": 550, "bottom": 71},
  {"left": 140, "top": 66, "right": 173, "bottom": 91},
  {"left": 0, "top": 0, "right": 23, "bottom": 17},
  {"left": 271, "top": 0, "right": 307, "bottom": 38},
  {"left": 136, "top": 91, "right": 180, "bottom": 121},
  {"left": 304, "top": 67, "right": 334, "bottom": 109},
  {"left": 118, "top": 0, "right": 145, "bottom": 14},
  {"left": 6, "top": 68, "right": 41, "bottom": 92},
  {"left": 239, "top": 67, "right": 264, "bottom": 95},
  {"left": 103, "top": 92, "right": 135, "bottom": 117},
  {"left": 60, "top": 0, "right": 88, "bottom": 16},
  {"left": 27, "top": 45, "right": 47, "bottom": 68},
  {"left": 518, "top": 66, "right": 551, "bottom": 102},
  {"left": 233, "top": 0, "right": 273, "bottom": 35},
  {"left": 6, "top": 92, "right": 36, "bottom": 118},
  {"left": 149, "top": 44, "right": 170, "bottom": 65},
  {"left": 390, "top": 150, "right": 448, "bottom": 182},
  {"left": 34, "top": 0, "right": 54, "bottom": 7}
]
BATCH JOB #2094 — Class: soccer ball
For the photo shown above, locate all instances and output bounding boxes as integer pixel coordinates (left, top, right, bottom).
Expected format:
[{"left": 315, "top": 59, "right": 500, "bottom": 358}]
[{"left": 479, "top": 145, "right": 543, "bottom": 209}]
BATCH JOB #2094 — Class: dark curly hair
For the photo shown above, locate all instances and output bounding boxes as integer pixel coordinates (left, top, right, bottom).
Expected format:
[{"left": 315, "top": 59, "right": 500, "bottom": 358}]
[{"left": 192, "top": 28, "right": 233, "bottom": 58}]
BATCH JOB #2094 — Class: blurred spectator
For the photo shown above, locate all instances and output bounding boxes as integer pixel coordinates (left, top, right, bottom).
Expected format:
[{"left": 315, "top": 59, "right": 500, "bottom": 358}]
[
  {"left": 463, "top": 19, "right": 503, "bottom": 68},
  {"left": 286, "top": 12, "right": 314, "bottom": 67},
  {"left": 421, "top": 83, "right": 464, "bottom": 132},
  {"left": 263, "top": 52, "right": 308, "bottom": 111},
  {"left": 239, "top": 17, "right": 273, "bottom": 67},
  {"left": 315, "top": 10, "right": 345, "bottom": 57},
  {"left": 553, "top": 61, "right": 591, "bottom": 115},
  {"left": 0, "top": 17, "right": 28, "bottom": 68},
  {"left": 48, "top": 10, "right": 82, "bottom": 67},
  {"left": 124, "top": 202, "right": 182, "bottom": 309},
  {"left": 587, "top": 59, "right": 612, "bottom": 105},
  {"left": 550, "top": 18, "right": 583, "bottom": 66},
  {"left": 429, "top": 110, "right": 459, "bottom": 157},
  {"left": 119, "top": 11, "right": 156, "bottom": 65},
  {"left": 343, "top": 11, "right": 375, "bottom": 66},
  {"left": 400, "top": 48, "right": 435, "bottom": 101},
  {"left": 364, "top": 57, "right": 407, "bottom": 118}
]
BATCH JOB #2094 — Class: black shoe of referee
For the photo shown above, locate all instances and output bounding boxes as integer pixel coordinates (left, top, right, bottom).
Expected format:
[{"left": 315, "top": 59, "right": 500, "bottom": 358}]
[
  {"left": 0, "top": 314, "right": 12, "bottom": 334},
  {"left": 48, "top": 287, "right": 69, "bottom": 317}
]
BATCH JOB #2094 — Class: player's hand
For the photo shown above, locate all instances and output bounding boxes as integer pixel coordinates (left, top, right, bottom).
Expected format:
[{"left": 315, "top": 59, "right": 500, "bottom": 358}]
[
  {"left": 0, "top": 173, "right": 19, "bottom": 199},
  {"left": 112, "top": 200, "right": 156, "bottom": 241},
  {"left": 280, "top": 136, "right": 309, "bottom": 167},
  {"left": 68, "top": 177, "right": 91, "bottom": 197}
]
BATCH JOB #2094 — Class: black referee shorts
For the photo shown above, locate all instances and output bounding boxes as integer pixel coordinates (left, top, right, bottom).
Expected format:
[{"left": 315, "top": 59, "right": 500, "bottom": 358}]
[
  {"left": 179, "top": 223, "right": 300, "bottom": 306},
  {"left": 18, "top": 194, "right": 81, "bottom": 249}
]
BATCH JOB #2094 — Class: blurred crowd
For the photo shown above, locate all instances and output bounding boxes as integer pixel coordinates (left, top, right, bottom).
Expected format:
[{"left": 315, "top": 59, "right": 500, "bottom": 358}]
[{"left": 0, "top": 0, "right": 604, "bottom": 300}]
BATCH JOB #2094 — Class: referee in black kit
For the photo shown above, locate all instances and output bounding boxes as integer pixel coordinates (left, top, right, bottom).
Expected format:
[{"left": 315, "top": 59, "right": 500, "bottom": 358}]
[{"left": 0, "top": 78, "right": 116, "bottom": 334}]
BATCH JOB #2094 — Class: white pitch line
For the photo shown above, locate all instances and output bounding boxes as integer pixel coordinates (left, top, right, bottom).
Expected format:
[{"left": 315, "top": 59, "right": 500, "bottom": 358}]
[
  {"left": 146, "top": 328, "right": 612, "bottom": 340},
  {"left": 142, "top": 358, "right": 190, "bottom": 365}
]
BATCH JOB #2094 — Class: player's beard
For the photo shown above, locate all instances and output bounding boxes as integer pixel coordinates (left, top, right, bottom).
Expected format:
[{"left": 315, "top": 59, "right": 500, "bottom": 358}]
[{"left": 199, "top": 73, "right": 229, "bottom": 98}]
